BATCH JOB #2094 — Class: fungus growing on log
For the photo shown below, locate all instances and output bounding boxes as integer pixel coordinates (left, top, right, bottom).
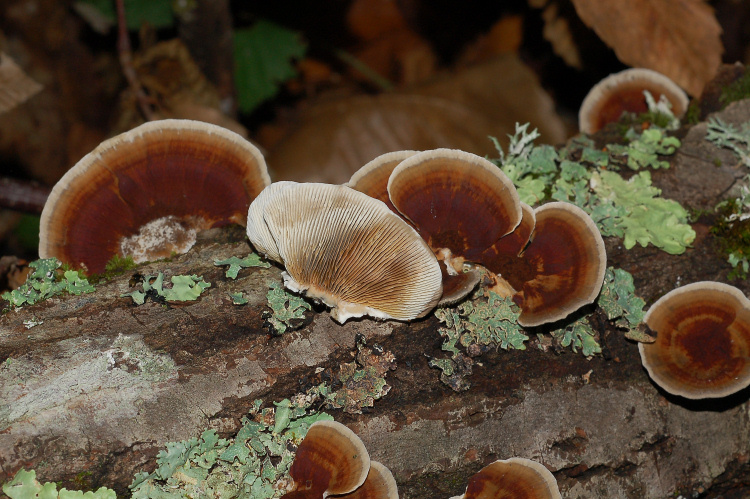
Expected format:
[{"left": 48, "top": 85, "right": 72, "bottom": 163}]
[
  {"left": 338, "top": 461, "right": 399, "bottom": 499},
  {"left": 39, "top": 119, "right": 270, "bottom": 273},
  {"left": 387, "top": 148, "right": 522, "bottom": 265},
  {"left": 450, "top": 458, "right": 561, "bottom": 499},
  {"left": 578, "top": 68, "right": 689, "bottom": 134},
  {"left": 384, "top": 148, "right": 606, "bottom": 325},
  {"left": 281, "top": 420, "right": 370, "bottom": 498},
  {"left": 246, "top": 182, "right": 443, "bottom": 323},
  {"left": 346, "top": 150, "right": 418, "bottom": 214},
  {"left": 481, "top": 202, "right": 607, "bottom": 327},
  {"left": 639, "top": 281, "right": 750, "bottom": 399}
]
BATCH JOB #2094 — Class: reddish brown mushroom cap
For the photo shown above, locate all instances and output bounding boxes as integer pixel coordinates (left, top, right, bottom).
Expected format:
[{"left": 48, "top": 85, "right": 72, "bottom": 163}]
[
  {"left": 283, "top": 420, "right": 370, "bottom": 498},
  {"left": 337, "top": 461, "right": 399, "bottom": 499},
  {"left": 453, "top": 458, "right": 561, "bottom": 499},
  {"left": 478, "top": 202, "right": 536, "bottom": 272},
  {"left": 387, "top": 148, "right": 522, "bottom": 262},
  {"left": 346, "top": 150, "right": 419, "bottom": 213},
  {"left": 639, "top": 281, "right": 750, "bottom": 399},
  {"left": 39, "top": 119, "right": 270, "bottom": 273},
  {"left": 579, "top": 68, "right": 689, "bottom": 134},
  {"left": 510, "top": 202, "right": 606, "bottom": 327}
]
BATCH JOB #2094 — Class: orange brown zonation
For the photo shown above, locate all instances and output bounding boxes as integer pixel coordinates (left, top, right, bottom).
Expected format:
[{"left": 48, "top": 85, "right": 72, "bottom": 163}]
[
  {"left": 337, "top": 461, "right": 399, "bottom": 499},
  {"left": 249, "top": 182, "right": 443, "bottom": 323},
  {"left": 387, "top": 148, "right": 522, "bottom": 262},
  {"left": 347, "top": 150, "right": 418, "bottom": 214},
  {"left": 579, "top": 68, "right": 689, "bottom": 134},
  {"left": 455, "top": 458, "right": 561, "bottom": 499},
  {"left": 508, "top": 202, "right": 606, "bottom": 327},
  {"left": 39, "top": 119, "right": 270, "bottom": 273},
  {"left": 639, "top": 281, "right": 750, "bottom": 399},
  {"left": 282, "top": 421, "right": 370, "bottom": 498}
]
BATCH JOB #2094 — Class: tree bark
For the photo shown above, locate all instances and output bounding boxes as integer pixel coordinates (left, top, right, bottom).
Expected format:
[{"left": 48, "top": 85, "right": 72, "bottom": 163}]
[{"left": 2, "top": 101, "right": 750, "bottom": 498}]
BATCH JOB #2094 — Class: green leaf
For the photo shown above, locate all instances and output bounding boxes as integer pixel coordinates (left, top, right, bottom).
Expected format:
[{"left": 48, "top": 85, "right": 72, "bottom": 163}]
[{"left": 233, "top": 20, "right": 307, "bottom": 114}]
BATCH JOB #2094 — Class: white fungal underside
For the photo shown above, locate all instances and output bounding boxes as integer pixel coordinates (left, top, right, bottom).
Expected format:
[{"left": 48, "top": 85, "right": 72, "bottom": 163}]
[{"left": 246, "top": 182, "right": 442, "bottom": 322}]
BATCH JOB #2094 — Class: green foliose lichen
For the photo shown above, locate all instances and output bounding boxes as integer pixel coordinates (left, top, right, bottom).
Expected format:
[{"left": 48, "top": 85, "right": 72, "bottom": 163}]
[
  {"left": 2, "top": 469, "right": 116, "bottom": 499},
  {"left": 590, "top": 170, "right": 695, "bottom": 254},
  {"left": 435, "top": 290, "right": 528, "bottom": 359},
  {"left": 606, "top": 128, "right": 681, "bottom": 170},
  {"left": 130, "top": 395, "right": 332, "bottom": 499},
  {"left": 265, "top": 281, "right": 311, "bottom": 334},
  {"left": 325, "top": 346, "right": 395, "bottom": 414},
  {"left": 492, "top": 123, "right": 693, "bottom": 255},
  {"left": 550, "top": 317, "right": 602, "bottom": 357},
  {"left": 706, "top": 117, "right": 750, "bottom": 168},
  {"left": 2, "top": 258, "right": 94, "bottom": 308},
  {"left": 121, "top": 273, "right": 211, "bottom": 304},
  {"left": 214, "top": 253, "right": 271, "bottom": 279}
]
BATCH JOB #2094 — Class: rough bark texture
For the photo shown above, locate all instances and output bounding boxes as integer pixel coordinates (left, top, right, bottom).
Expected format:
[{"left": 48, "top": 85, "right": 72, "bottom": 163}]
[{"left": 3, "top": 101, "right": 750, "bottom": 498}]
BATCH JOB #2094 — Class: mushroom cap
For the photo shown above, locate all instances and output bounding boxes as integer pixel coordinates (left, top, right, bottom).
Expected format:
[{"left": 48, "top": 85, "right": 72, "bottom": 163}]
[
  {"left": 337, "top": 461, "right": 399, "bottom": 499},
  {"left": 478, "top": 202, "right": 536, "bottom": 271},
  {"left": 246, "top": 181, "right": 297, "bottom": 263},
  {"left": 39, "top": 119, "right": 270, "bottom": 273},
  {"left": 247, "top": 182, "right": 443, "bottom": 323},
  {"left": 439, "top": 267, "right": 482, "bottom": 306},
  {"left": 285, "top": 420, "right": 370, "bottom": 498},
  {"left": 346, "top": 150, "right": 419, "bottom": 213},
  {"left": 510, "top": 202, "right": 606, "bottom": 327},
  {"left": 579, "top": 68, "right": 689, "bottom": 134},
  {"left": 387, "top": 148, "right": 522, "bottom": 262},
  {"left": 456, "top": 458, "right": 561, "bottom": 499},
  {"left": 639, "top": 281, "right": 750, "bottom": 399}
]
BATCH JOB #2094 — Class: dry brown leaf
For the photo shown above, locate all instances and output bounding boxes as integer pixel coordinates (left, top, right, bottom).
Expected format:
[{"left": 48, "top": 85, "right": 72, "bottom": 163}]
[
  {"left": 267, "top": 55, "right": 567, "bottom": 183},
  {"left": 0, "top": 52, "right": 43, "bottom": 114},
  {"left": 570, "top": 0, "right": 722, "bottom": 96}
]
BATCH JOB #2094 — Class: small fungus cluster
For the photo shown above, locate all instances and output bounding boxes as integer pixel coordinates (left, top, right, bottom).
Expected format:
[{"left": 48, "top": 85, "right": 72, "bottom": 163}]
[
  {"left": 348, "top": 148, "right": 607, "bottom": 327},
  {"left": 281, "top": 420, "right": 398, "bottom": 498}
]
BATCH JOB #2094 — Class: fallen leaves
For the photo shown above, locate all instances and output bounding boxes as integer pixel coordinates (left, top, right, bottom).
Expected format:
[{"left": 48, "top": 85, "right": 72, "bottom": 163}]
[{"left": 570, "top": 0, "right": 722, "bottom": 96}]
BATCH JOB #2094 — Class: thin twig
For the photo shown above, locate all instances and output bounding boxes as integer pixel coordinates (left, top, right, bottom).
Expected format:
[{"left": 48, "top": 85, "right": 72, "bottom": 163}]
[{"left": 116, "top": 0, "right": 155, "bottom": 121}]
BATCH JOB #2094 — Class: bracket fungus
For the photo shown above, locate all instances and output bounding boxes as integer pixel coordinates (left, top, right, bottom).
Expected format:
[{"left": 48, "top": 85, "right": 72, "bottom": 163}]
[
  {"left": 368, "top": 148, "right": 606, "bottom": 325},
  {"left": 639, "top": 281, "right": 750, "bottom": 399},
  {"left": 39, "top": 119, "right": 270, "bottom": 274},
  {"left": 246, "top": 182, "right": 443, "bottom": 323},
  {"left": 337, "top": 461, "right": 399, "bottom": 499},
  {"left": 450, "top": 458, "right": 561, "bottom": 499},
  {"left": 282, "top": 420, "right": 370, "bottom": 498},
  {"left": 346, "top": 150, "right": 419, "bottom": 214},
  {"left": 578, "top": 68, "right": 689, "bottom": 134}
]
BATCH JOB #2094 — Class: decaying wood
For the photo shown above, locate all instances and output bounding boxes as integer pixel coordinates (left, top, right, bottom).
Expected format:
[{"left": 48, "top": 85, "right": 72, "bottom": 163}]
[{"left": 3, "top": 102, "right": 750, "bottom": 498}]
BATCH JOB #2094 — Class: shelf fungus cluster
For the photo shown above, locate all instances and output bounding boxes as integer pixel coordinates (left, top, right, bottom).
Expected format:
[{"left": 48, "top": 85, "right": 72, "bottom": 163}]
[
  {"left": 281, "top": 420, "right": 398, "bottom": 499},
  {"left": 348, "top": 148, "right": 607, "bottom": 327},
  {"left": 450, "top": 458, "right": 562, "bottom": 499},
  {"left": 578, "top": 68, "right": 689, "bottom": 134},
  {"left": 39, "top": 119, "right": 270, "bottom": 274},
  {"left": 639, "top": 281, "right": 750, "bottom": 399},
  {"left": 246, "top": 182, "right": 443, "bottom": 323}
]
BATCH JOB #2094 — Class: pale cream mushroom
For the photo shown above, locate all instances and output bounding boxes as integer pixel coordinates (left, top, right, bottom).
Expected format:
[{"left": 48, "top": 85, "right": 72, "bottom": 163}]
[{"left": 246, "top": 182, "right": 443, "bottom": 323}]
